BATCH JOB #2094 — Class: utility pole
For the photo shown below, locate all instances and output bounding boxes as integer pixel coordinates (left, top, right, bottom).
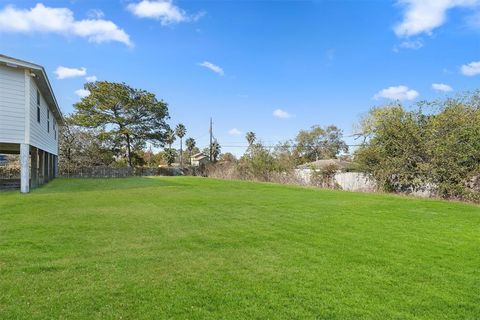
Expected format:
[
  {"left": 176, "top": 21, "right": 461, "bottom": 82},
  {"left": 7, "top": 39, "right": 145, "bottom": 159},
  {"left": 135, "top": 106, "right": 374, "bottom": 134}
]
[{"left": 209, "top": 118, "right": 213, "bottom": 161}]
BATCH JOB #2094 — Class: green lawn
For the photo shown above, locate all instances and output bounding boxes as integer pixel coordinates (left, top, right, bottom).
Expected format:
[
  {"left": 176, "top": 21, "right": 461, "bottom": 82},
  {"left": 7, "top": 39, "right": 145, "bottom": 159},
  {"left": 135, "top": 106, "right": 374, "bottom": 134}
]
[{"left": 1, "top": 177, "right": 479, "bottom": 319}]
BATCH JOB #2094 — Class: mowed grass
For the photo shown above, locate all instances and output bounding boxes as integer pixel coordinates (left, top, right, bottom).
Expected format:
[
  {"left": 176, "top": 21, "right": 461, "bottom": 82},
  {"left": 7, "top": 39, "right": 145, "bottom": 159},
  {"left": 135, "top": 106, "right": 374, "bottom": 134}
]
[{"left": 1, "top": 177, "right": 479, "bottom": 319}]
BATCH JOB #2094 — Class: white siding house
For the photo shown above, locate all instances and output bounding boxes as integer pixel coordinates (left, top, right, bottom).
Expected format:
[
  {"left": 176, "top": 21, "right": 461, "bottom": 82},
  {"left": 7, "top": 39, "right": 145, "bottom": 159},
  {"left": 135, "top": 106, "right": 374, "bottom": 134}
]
[
  {"left": 0, "top": 64, "right": 25, "bottom": 143},
  {"left": 191, "top": 153, "right": 209, "bottom": 167},
  {"left": 0, "top": 54, "right": 63, "bottom": 193}
]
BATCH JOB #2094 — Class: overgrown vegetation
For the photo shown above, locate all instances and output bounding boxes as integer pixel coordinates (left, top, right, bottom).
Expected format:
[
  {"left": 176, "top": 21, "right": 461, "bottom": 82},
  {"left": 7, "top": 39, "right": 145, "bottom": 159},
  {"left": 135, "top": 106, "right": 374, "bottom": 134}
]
[
  {"left": 355, "top": 91, "right": 480, "bottom": 201},
  {"left": 208, "top": 125, "right": 349, "bottom": 183},
  {"left": 310, "top": 163, "right": 341, "bottom": 189},
  {"left": 58, "top": 81, "right": 480, "bottom": 202}
]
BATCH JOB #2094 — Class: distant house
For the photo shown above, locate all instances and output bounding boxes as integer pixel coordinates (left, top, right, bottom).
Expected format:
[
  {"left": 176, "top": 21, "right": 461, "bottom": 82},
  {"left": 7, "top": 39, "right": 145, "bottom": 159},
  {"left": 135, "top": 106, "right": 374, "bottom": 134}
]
[
  {"left": 0, "top": 55, "right": 64, "bottom": 193},
  {"left": 190, "top": 153, "right": 209, "bottom": 167}
]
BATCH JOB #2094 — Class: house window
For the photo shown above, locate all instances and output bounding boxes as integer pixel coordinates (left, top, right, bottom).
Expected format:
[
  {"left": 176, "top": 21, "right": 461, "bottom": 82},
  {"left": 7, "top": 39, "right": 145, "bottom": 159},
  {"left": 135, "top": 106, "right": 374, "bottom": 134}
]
[
  {"left": 47, "top": 110, "right": 50, "bottom": 133},
  {"left": 36, "top": 90, "right": 40, "bottom": 123},
  {"left": 53, "top": 120, "right": 57, "bottom": 140}
]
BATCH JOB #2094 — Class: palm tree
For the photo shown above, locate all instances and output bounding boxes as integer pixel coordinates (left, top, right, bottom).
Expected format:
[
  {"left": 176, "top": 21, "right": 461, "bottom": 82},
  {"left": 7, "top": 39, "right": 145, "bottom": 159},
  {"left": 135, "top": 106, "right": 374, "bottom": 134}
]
[
  {"left": 185, "top": 137, "right": 196, "bottom": 164},
  {"left": 163, "top": 148, "right": 176, "bottom": 167},
  {"left": 165, "top": 128, "right": 176, "bottom": 149},
  {"left": 246, "top": 131, "right": 256, "bottom": 146},
  {"left": 175, "top": 124, "right": 187, "bottom": 166},
  {"left": 211, "top": 139, "right": 221, "bottom": 162}
]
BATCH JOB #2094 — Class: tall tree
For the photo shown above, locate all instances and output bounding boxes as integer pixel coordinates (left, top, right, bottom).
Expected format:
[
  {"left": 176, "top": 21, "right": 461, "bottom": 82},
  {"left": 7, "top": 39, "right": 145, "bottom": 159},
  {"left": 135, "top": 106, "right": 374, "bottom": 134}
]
[
  {"left": 273, "top": 140, "right": 298, "bottom": 170},
  {"left": 211, "top": 139, "right": 221, "bottom": 162},
  {"left": 143, "top": 146, "right": 155, "bottom": 167},
  {"left": 246, "top": 131, "right": 256, "bottom": 146},
  {"left": 175, "top": 123, "right": 186, "bottom": 166},
  {"left": 73, "top": 81, "right": 170, "bottom": 167},
  {"left": 238, "top": 142, "right": 278, "bottom": 181},
  {"left": 354, "top": 105, "right": 429, "bottom": 193},
  {"left": 202, "top": 147, "right": 211, "bottom": 158},
  {"left": 294, "top": 125, "right": 348, "bottom": 162},
  {"left": 185, "top": 137, "right": 196, "bottom": 164},
  {"left": 221, "top": 152, "right": 236, "bottom": 162},
  {"left": 59, "top": 116, "right": 116, "bottom": 171},
  {"left": 162, "top": 148, "right": 177, "bottom": 167},
  {"left": 164, "top": 128, "right": 176, "bottom": 149},
  {"left": 59, "top": 116, "right": 77, "bottom": 167}
]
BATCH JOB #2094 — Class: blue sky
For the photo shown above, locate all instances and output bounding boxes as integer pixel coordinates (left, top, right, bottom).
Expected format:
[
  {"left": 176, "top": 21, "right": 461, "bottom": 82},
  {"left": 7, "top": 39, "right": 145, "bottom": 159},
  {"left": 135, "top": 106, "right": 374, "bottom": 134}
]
[{"left": 1, "top": 0, "right": 480, "bottom": 154}]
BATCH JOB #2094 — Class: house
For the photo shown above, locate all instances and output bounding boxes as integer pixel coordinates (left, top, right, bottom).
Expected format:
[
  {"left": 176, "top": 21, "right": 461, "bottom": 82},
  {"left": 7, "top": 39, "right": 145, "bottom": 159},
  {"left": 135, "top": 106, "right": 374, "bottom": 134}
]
[
  {"left": 0, "top": 54, "right": 64, "bottom": 193},
  {"left": 190, "top": 152, "right": 209, "bottom": 167}
]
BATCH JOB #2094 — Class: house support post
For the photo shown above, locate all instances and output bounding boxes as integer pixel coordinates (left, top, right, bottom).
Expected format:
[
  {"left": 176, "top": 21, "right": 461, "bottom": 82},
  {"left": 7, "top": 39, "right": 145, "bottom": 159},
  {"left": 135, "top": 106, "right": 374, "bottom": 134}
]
[
  {"left": 50, "top": 154, "right": 53, "bottom": 180},
  {"left": 31, "top": 146, "right": 38, "bottom": 188},
  {"left": 54, "top": 155, "right": 58, "bottom": 178},
  {"left": 38, "top": 149, "right": 44, "bottom": 185},
  {"left": 46, "top": 153, "right": 50, "bottom": 181},
  {"left": 20, "top": 143, "right": 30, "bottom": 193},
  {"left": 44, "top": 152, "right": 49, "bottom": 183},
  {"left": 50, "top": 154, "right": 54, "bottom": 180}
]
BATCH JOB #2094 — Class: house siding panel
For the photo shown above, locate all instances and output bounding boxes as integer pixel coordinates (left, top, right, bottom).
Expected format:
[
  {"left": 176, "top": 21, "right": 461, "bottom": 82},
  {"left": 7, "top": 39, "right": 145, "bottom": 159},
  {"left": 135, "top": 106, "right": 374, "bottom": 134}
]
[
  {"left": 29, "top": 77, "right": 58, "bottom": 155},
  {"left": 0, "top": 65, "right": 25, "bottom": 144}
]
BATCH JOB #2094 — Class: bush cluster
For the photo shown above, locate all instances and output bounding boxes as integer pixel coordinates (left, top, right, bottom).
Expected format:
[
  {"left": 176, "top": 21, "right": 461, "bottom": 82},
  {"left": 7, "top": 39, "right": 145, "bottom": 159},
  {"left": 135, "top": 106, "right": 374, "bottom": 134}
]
[{"left": 355, "top": 92, "right": 480, "bottom": 202}]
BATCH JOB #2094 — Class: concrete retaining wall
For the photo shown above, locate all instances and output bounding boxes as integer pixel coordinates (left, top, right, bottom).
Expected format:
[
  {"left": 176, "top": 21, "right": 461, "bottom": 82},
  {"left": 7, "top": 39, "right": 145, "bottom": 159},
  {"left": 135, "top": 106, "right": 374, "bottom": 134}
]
[{"left": 295, "top": 169, "right": 376, "bottom": 192}]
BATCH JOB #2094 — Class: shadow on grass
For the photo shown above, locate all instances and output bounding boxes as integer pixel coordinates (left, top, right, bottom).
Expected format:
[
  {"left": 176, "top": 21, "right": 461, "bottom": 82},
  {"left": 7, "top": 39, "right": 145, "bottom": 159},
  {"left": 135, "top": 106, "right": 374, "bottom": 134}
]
[{"left": 32, "top": 176, "right": 187, "bottom": 194}]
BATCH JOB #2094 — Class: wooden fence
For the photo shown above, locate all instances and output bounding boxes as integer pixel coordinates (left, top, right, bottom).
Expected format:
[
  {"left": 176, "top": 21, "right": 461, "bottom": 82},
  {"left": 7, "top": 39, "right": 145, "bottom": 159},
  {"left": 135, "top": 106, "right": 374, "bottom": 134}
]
[
  {"left": 59, "top": 166, "right": 201, "bottom": 178},
  {"left": 0, "top": 167, "right": 20, "bottom": 179}
]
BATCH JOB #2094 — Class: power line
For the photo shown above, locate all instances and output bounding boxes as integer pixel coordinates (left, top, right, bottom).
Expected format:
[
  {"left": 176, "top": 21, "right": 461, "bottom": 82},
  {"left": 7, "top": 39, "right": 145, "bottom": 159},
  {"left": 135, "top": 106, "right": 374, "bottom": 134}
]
[{"left": 219, "top": 144, "right": 364, "bottom": 148}]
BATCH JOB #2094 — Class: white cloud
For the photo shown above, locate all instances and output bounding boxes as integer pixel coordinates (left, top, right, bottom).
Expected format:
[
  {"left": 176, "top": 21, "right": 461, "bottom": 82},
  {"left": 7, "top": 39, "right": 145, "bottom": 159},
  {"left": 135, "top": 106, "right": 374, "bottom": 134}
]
[
  {"left": 432, "top": 83, "right": 453, "bottom": 92},
  {"left": 0, "top": 3, "right": 132, "bottom": 47},
  {"left": 72, "top": 20, "right": 132, "bottom": 46},
  {"left": 461, "top": 61, "right": 480, "bottom": 76},
  {"left": 198, "top": 61, "right": 224, "bottom": 75},
  {"left": 54, "top": 66, "right": 87, "bottom": 79},
  {"left": 373, "top": 85, "right": 419, "bottom": 101},
  {"left": 86, "top": 75, "right": 97, "bottom": 82},
  {"left": 127, "top": 0, "right": 204, "bottom": 25},
  {"left": 273, "top": 109, "right": 292, "bottom": 119},
  {"left": 87, "top": 9, "right": 104, "bottom": 19},
  {"left": 394, "top": 39, "right": 424, "bottom": 52},
  {"left": 228, "top": 128, "right": 242, "bottom": 136},
  {"left": 394, "top": 0, "right": 478, "bottom": 37},
  {"left": 75, "top": 88, "right": 90, "bottom": 98}
]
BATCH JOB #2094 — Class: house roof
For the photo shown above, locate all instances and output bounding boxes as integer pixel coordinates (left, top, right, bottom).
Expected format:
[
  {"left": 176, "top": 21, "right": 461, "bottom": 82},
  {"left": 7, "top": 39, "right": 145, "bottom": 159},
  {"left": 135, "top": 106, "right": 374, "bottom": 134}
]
[
  {"left": 191, "top": 153, "right": 208, "bottom": 160},
  {"left": 296, "top": 159, "right": 352, "bottom": 170},
  {"left": 0, "top": 54, "right": 64, "bottom": 125}
]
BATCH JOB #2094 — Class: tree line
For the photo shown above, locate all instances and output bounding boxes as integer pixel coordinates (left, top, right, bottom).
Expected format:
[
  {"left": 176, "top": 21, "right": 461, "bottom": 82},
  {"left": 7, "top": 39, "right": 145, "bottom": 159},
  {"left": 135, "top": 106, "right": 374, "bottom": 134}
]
[
  {"left": 61, "top": 81, "right": 344, "bottom": 171},
  {"left": 60, "top": 81, "right": 208, "bottom": 169},
  {"left": 60, "top": 81, "right": 480, "bottom": 201}
]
